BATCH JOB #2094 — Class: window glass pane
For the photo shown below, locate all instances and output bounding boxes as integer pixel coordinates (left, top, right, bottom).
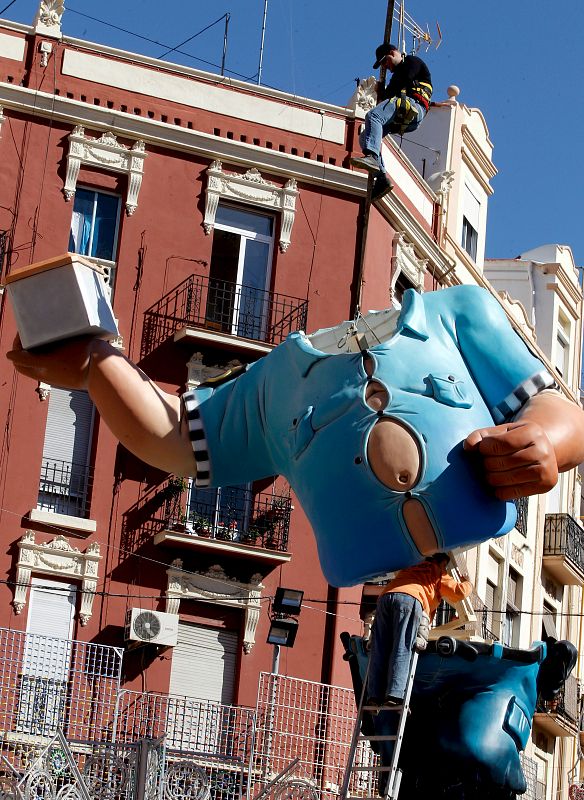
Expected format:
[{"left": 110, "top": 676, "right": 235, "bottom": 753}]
[
  {"left": 92, "top": 193, "right": 120, "bottom": 260},
  {"left": 238, "top": 239, "right": 270, "bottom": 338},
  {"left": 69, "top": 189, "right": 120, "bottom": 261},
  {"left": 69, "top": 188, "right": 94, "bottom": 255},
  {"left": 216, "top": 204, "right": 273, "bottom": 237}
]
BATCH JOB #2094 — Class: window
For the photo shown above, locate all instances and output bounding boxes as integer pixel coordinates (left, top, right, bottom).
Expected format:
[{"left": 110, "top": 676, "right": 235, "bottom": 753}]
[
  {"left": 554, "top": 311, "right": 571, "bottom": 379},
  {"left": 167, "top": 622, "right": 238, "bottom": 750},
  {"left": 461, "top": 217, "right": 478, "bottom": 261},
  {"left": 69, "top": 188, "right": 121, "bottom": 293},
  {"left": 542, "top": 601, "right": 558, "bottom": 642},
  {"left": 37, "top": 388, "right": 95, "bottom": 518},
  {"left": 187, "top": 482, "right": 252, "bottom": 541},
  {"left": 461, "top": 184, "right": 481, "bottom": 262},
  {"left": 393, "top": 271, "right": 416, "bottom": 307},
  {"left": 206, "top": 204, "right": 275, "bottom": 340},
  {"left": 503, "top": 568, "right": 522, "bottom": 647},
  {"left": 17, "top": 579, "right": 76, "bottom": 736}
]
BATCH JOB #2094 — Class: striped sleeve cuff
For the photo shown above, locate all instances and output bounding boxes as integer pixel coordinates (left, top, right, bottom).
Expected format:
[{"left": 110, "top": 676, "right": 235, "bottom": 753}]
[
  {"left": 492, "top": 369, "right": 556, "bottom": 424},
  {"left": 182, "top": 390, "right": 211, "bottom": 487}
]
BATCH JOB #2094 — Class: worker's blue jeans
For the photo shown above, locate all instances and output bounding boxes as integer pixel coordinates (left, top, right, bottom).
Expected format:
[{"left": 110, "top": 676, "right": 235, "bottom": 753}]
[
  {"left": 367, "top": 592, "right": 422, "bottom": 701},
  {"left": 360, "top": 96, "right": 426, "bottom": 173}
]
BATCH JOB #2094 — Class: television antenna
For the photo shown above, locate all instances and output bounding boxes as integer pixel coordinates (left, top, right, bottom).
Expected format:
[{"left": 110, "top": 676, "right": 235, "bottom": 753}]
[{"left": 379, "top": 1, "right": 442, "bottom": 86}]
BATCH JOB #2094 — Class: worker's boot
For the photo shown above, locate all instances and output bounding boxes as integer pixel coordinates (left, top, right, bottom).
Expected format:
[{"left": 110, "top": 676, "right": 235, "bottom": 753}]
[
  {"left": 372, "top": 173, "right": 394, "bottom": 201},
  {"left": 350, "top": 153, "right": 382, "bottom": 173},
  {"left": 415, "top": 611, "right": 430, "bottom": 652}
]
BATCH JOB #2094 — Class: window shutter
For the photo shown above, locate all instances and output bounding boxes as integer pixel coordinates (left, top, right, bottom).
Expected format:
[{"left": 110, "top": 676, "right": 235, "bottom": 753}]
[
  {"left": 42, "top": 388, "right": 94, "bottom": 465},
  {"left": 463, "top": 184, "right": 481, "bottom": 231},
  {"left": 169, "top": 622, "right": 238, "bottom": 704}
]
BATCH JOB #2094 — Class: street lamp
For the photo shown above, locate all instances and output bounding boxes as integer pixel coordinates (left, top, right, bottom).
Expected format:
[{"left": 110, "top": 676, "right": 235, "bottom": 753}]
[{"left": 267, "top": 587, "right": 304, "bottom": 673}]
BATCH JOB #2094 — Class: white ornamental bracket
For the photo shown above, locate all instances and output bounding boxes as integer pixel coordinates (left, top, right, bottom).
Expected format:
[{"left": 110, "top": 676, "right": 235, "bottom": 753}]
[
  {"left": 34, "top": 0, "right": 64, "bottom": 38},
  {"left": 391, "top": 233, "right": 428, "bottom": 297},
  {"left": 64, "top": 126, "right": 146, "bottom": 216},
  {"left": 166, "top": 559, "right": 263, "bottom": 654},
  {"left": 14, "top": 531, "right": 101, "bottom": 625},
  {"left": 204, "top": 161, "right": 298, "bottom": 253}
]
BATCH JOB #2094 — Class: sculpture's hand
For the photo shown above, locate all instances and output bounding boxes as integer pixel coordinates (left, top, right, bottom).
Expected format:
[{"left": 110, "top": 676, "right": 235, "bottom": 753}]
[
  {"left": 6, "top": 334, "right": 104, "bottom": 389},
  {"left": 464, "top": 421, "right": 558, "bottom": 500}
]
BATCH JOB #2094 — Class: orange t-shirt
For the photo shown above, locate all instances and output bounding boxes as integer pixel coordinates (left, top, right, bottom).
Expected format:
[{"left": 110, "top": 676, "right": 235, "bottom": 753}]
[{"left": 382, "top": 561, "right": 472, "bottom": 620}]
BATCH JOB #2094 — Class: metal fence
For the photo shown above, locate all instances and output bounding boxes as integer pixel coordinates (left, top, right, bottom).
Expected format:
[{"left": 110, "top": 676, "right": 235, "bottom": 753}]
[
  {"left": 116, "top": 690, "right": 256, "bottom": 800},
  {"left": 0, "top": 627, "right": 123, "bottom": 775},
  {"left": 521, "top": 753, "right": 546, "bottom": 800},
  {"left": 253, "top": 672, "right": 368, "bottom": 800},
  {"left": 38, "top": 457, "right": 94, "bottom": 519},
  {"left": 140, "top": 274, "right": 308, "bottom": 358},
  {"left": 544, "top": 513, "right": 584, "bottom": 573}
]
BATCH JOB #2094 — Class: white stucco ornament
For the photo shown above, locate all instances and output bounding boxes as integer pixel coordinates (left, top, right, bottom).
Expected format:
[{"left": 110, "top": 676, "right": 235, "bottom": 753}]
[
  {"left": 64, "top": 126, "right": 146, "bottom": 215},
  {"left": 34, "top": 0, "right": 65, "bottom": 38},
  {"left": 204, "top": 161, "right": 298, "bottom": 253}
]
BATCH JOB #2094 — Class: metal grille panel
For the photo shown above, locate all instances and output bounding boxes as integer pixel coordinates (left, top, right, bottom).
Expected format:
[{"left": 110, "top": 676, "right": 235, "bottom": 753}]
[
  {"left": 253, "top": 673, "right": 367, "bottom": 800},
  {"left": 0, "top": 627, "right": 122, "bottom": 770}
]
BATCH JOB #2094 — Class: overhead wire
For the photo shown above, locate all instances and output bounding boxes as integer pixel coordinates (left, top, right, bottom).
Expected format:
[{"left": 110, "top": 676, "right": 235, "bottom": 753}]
[{"left": 66, "top": 6, "right": 256, "bottom": 83}]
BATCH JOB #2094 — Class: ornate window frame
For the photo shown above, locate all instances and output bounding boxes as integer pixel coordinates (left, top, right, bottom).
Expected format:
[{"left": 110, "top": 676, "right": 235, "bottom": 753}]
[
  {"left": 64, "top": 126, "right": 146, "bottom": 216},
  {"left": 204, "top": 161, "right": 298, "bottom": 253},
  {"left": 166, "top": 560, "right": 263, "bottom": 654},
  {"left": 391, "top": 233, "right": 428, "bottom": 295},
  {"left": 13, "top": 531, "right": 101, "bottom": 625}
]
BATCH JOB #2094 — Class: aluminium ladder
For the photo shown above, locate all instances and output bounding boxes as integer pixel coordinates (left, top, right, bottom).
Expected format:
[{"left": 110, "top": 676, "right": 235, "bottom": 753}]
[{"left": 339, "top": 647, "right": 419, "bottom": 800}]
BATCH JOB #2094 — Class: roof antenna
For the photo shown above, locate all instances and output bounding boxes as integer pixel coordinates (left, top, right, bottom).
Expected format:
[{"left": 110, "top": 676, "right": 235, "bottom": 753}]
[{"left": 257, "top": 0, "right": 269, "bottom": 85}]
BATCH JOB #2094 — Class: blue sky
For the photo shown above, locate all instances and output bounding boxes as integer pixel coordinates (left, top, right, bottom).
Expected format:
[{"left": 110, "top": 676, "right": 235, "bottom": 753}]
[{"left": 4, "top": 0, "right": 584, "bottom": 264}]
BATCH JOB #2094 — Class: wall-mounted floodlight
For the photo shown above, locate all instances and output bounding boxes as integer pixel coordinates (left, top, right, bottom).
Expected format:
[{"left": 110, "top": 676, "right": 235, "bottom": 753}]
[
  {"left": 267, "top": 616, "right": 299, "bottom": 648},
  {"left": 273, "top": 587, "right": 304, "bottom": 616}
]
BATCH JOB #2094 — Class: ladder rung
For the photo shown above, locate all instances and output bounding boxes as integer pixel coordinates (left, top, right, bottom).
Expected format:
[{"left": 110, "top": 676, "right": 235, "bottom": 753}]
[
  {"left": 359, "top": 734, "right": 398, "bottom": 742},
  {"left": 352, "top": 764, "right": 396, "bottom": 772},
  {"left": 362, "top": 704, "right": 404, "bottom": 712}
]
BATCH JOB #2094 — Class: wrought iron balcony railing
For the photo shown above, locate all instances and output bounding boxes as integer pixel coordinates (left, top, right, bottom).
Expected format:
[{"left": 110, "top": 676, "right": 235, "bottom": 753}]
[
  {"left": 536, "top": 672, "right": 579, "bottom": 726},
  {"left": 37, "top": 458, "right": 94, "bottom": 519},
  {"left": 514, "top": 496, "right": 529, "bottom": 536},
  {"left": 164, "top": 483, "right": 291, "bottom": 552},
  {"left": 543, "top": 513, "right": 584, "bottom": 575},
  {"left": 141, "top": 274, "right": 309, "bottom": 358}
]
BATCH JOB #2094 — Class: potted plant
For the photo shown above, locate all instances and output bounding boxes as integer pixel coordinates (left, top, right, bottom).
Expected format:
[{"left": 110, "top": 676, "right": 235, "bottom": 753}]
[{"left": 193, "top": 515, "right": 212, "bottom": 537}]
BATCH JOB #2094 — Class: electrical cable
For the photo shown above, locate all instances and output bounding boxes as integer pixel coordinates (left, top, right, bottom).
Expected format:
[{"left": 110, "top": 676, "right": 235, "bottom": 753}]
[
  {"left": 157, "top": 14, "right": 228, "bottom": 60},
  {"left": 66, "top": 6, "right": 256, "bottom": 83},
  {"left": 0, "top": 0, "right": 17, "bottom": 16}
]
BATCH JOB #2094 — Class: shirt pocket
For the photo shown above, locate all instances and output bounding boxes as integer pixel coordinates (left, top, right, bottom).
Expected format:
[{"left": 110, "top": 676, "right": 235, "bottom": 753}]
[{"left": 427, "top": 373, "right": 473, "bottom": 409}]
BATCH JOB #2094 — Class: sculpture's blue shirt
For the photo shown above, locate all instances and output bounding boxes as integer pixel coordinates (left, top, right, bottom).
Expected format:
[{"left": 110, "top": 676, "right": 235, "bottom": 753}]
[{"left": 183, "top": 286, "right": 553, "bottom": 586}]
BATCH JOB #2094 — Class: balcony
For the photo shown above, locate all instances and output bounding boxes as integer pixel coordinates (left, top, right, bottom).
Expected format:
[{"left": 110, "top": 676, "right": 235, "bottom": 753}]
[
  {"left": 32, "top": 458, "right": 94, "bottom": 526},
  {"left": 543, "top": 513, "right": 584, "bottom": 584},
  {"left": 140, "top": 274, "right": 309, "bottom": 359},
  {"left": 154, "top": 482, "right": 292, "bottom": 568},
  {"left": 533, "top": 673, "right": 579, "bottom": 737}
]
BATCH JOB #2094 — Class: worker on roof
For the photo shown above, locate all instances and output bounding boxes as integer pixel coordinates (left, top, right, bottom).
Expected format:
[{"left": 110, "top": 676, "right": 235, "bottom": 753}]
[
  {"left": 352, "top": 43, "right": 432, "bottom": 201},
  {"left": 367, "top": 554, "right": 472, "bottom": 708}
]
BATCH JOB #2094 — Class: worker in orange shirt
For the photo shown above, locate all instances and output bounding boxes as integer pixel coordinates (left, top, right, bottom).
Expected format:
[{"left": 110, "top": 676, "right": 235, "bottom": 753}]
[{"left": 367, "top": 553, "right": 472, "bottom": 707}]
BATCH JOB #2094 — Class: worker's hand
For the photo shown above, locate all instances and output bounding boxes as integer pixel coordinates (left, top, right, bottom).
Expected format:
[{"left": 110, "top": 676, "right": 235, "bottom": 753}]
[
  {"left": 6, "top": 334, "right": 103, "bottom": 390},
  {"left": 464, "top": 420, "right": 558, "bottom": 500}
]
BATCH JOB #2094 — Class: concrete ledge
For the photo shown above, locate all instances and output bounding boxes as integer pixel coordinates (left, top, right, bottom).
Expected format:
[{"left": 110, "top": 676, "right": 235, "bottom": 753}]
[{"left": 29, "top": 509, "right": 97, "bottom": 533}]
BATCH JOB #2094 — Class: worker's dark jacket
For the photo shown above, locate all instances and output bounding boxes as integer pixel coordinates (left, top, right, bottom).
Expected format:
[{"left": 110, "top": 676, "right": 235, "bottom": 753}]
[{"left": 383, "top": 54, "right": 432, "bottom": 109}]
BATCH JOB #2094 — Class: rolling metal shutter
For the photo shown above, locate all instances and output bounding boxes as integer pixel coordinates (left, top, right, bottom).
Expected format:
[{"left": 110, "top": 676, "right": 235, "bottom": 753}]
[
  {"left": 42, "top": 388, "right": 94, "bottom": 464},
  {"left": 169, "top": 622, "right": 238, "bottom": 704}
]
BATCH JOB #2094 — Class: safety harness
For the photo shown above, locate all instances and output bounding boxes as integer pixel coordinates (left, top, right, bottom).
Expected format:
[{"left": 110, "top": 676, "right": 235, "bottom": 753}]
[{"left": 389, "top": 80, "right": 433, "bottom": 135}]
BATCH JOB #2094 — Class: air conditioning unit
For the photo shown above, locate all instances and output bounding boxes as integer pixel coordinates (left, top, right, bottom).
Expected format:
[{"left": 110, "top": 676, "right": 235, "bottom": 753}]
[{"left": 124, "top": 608, "right": 179, "bottom": 647}]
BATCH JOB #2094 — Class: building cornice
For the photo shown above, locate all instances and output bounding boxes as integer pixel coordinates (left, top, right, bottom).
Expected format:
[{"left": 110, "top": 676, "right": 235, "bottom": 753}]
[
  {"left": 60, "top": 36, "right": 352, "bottom": 119},
  {"left": 0, "top": 83, "right": 365, "bottom": 194},
  {"left": 461, "top": 124, "right": 497, "bottom": 195},
  {"left": 541, "top": 262, "right": 583, "bottom": 312}
]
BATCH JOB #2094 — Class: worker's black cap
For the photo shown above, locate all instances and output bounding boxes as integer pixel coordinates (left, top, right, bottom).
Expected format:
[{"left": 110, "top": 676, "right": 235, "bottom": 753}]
[{"left": 373, "top": 43, "right": 399, "bottom": 69}]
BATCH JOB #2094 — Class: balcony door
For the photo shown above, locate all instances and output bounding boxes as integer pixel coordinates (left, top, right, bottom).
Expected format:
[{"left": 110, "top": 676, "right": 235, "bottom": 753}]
[
  {"left": 207, "top": 204, "right": 274, "bottom": 340},
  {"left": 17, "top": 579, "right": 76, "bottom": 736},
  {"left": 38, "top": 388, "right": 95, "bottom": 518}
]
